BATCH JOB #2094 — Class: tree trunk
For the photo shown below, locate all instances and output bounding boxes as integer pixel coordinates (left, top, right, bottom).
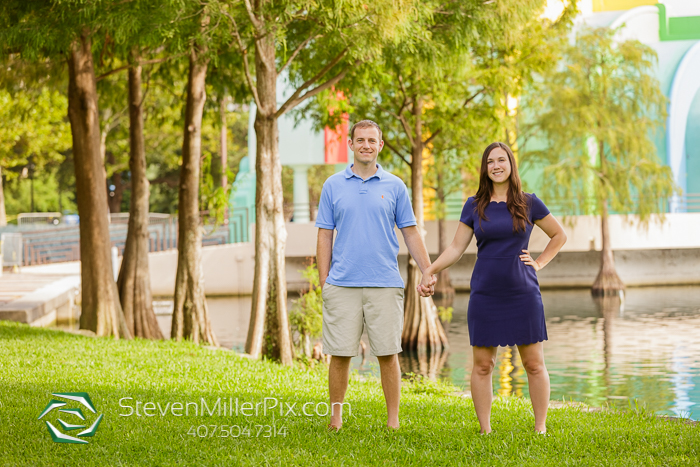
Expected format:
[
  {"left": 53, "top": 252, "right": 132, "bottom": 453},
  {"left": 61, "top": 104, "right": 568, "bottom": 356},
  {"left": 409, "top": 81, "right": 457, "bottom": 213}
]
[
  {"left": 592, "top": 140, "right": 624, "bottom": 296},
  {"left": 112, "top": 168, "right": 123, "bottom": 213},
  {"left": 170, "top": 48, "right": 218, "bottom": 346},
  {"left": 212, "top": 96, "right": 228, "bottom": 190},
  {"left": 106, "top": 152, "right": 123, "bottom": 213},
  {"left": 0, "top": 166, "right": 6, "bottom": 226},
  {"left": 68, "top": 33, "right": 130, "bottom": 338},
  {"left": 401, "top": 95, "right": 448, "bottom": 353},
  {"left": 244, "top": 30, "right": 294, "bottom": 365},
  {"left": 591, "top": 201, "right": 625, "bottom": 296},
  {"left": 434, "top": 168, "right": 454, "bottom": 300},
  {"left": 117, "top": 57, "right": 163, "bottom": 340}
]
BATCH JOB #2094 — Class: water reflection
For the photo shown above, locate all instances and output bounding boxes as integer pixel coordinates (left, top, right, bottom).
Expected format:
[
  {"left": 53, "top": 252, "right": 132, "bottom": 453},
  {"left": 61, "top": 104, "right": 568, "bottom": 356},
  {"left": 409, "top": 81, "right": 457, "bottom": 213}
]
[
  {"left": 53, "top": 286, "right": 700, "bottom": 418},
  {"left": 154, "top": 297, "right": 251, "bottom": 351}
]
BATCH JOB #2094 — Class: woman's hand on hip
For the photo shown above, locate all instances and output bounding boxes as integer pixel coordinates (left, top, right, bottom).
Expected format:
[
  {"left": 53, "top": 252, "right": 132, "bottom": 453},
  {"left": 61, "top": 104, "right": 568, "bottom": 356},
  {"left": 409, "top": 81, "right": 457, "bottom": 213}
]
[{"left": 520, "top": 249, "right": 542, "bottom": 271}]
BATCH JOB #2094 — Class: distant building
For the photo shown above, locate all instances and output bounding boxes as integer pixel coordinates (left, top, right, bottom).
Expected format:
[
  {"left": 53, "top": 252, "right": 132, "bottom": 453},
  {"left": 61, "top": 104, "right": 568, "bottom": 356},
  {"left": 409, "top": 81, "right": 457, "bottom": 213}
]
[
  {"left": 230, "top": 1, "right": 700, "bottom": 241},
  {"left": 228, "top": 79, "right": 349, "bottom": 242},
  {"left": 526, "top": 0, "right": 700, "bottom": 212}
]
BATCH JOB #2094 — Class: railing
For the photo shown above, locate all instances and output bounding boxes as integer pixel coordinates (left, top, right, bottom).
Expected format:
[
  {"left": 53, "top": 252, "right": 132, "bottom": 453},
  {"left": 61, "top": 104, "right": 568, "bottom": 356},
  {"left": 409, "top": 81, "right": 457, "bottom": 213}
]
[
  {"left": 229, "top": 207, "right": 250, "bottom": 243},
  {"left": 4, "top": 212, "right": 233, "bottom": 267},
  {"left": 16, "top": 212, "right": 62, "bottom": 228},
  {"left": 673, "top": 193, "right": 700, "bottom": 213}
]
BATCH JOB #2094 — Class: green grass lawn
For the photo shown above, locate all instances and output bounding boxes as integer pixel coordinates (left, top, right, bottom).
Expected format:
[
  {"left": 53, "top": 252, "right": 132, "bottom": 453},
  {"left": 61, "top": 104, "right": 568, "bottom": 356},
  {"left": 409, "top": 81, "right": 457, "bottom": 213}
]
[{"left": 1, "top": 321, "right": 698, "bottom": 466}]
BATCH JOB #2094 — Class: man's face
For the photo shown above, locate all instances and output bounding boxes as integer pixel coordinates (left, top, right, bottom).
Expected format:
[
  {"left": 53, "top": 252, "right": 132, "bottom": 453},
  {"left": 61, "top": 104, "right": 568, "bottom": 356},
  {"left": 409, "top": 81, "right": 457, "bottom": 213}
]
[{"left": 348, "top": 126, "right": 383, "bottom": 165}]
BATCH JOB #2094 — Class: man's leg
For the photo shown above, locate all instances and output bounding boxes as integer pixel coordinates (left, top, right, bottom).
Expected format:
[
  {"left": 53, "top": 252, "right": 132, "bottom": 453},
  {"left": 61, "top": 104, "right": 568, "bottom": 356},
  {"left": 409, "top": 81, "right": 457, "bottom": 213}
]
[
  {"left": 322, "top": 284, "right": 364, "bottom": 429},
  {"left": 363, "top": 287, "right": 404, "bottom": 429},
  {"left": 376, "top": 354, "right": 401, "bottom": 429},
  {"left": 329, "top": 356, "right": 352, "bottom": 429}
]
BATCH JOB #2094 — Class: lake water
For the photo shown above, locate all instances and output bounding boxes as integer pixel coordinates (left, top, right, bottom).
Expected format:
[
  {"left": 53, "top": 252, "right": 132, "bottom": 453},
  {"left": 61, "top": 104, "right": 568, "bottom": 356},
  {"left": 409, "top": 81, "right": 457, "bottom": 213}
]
[{"left": 59, "top": 286, "right": 700, "bottom": 419}]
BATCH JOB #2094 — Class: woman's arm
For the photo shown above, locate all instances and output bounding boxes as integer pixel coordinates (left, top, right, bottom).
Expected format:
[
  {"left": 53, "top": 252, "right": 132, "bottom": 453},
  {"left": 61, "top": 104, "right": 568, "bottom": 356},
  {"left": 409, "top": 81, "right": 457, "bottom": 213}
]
[
  {"left": 418, "top": 222, "right": 474, "bottom": 295},
  {"left": 520, "top": 214, "right": 567, "bottom": 271}
]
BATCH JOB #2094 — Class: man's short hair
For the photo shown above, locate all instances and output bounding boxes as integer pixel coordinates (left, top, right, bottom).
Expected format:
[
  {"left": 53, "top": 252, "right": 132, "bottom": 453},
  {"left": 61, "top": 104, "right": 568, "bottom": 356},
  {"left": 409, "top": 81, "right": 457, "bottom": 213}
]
[{"left": 350, "top": 120, "right": 382, "bottom": 141}]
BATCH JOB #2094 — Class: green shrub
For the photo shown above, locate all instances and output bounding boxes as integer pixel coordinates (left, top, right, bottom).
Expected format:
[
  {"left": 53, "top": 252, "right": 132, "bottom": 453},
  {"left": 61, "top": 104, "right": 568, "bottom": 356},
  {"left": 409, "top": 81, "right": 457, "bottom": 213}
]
[{"left": 290, "top": 261, "right": 323, "bottom": 357}]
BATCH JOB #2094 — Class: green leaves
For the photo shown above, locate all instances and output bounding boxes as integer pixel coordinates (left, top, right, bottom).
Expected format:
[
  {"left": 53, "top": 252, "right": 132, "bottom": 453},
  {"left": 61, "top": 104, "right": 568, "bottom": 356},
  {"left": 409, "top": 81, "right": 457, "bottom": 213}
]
[
  {"left": 0, "top": 87, "right": 70, "bottom": 173},
  {"left": 526, "top": 27, "right": 677, "bottom": 222}
]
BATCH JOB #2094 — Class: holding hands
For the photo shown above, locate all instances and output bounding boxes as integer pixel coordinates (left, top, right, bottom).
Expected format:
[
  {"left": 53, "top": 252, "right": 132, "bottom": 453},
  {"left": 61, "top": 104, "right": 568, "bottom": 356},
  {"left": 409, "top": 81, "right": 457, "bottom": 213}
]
[{"left": 417, "top": 271, "right": 437, "bottom": 297}]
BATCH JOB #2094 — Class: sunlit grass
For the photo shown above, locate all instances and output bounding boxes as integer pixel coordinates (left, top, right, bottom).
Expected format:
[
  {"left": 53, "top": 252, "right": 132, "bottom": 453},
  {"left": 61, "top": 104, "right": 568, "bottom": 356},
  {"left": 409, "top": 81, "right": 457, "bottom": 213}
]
[{"left": 1, "top": 322, "right": 698, "bottom": 466}]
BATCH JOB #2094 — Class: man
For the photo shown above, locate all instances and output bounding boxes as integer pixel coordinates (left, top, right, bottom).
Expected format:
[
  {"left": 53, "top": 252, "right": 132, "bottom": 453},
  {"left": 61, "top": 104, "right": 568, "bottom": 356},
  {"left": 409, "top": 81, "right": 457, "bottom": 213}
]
[{"left": 315, "top": 119, "right": 436, "bottom": 430}]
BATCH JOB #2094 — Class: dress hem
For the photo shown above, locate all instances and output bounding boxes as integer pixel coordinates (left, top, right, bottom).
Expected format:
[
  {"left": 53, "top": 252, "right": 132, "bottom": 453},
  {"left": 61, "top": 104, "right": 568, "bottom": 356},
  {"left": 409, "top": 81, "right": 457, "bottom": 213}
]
[{"left": 470, "top": 338, "right": 547, "bottom": 348}]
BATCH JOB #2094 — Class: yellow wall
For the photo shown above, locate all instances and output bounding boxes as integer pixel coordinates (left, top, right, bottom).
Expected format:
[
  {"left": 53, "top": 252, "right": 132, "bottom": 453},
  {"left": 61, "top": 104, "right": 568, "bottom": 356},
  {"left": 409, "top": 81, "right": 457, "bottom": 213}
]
[{"left": 592, "top": 0, "right": 657, "bottom": 11}]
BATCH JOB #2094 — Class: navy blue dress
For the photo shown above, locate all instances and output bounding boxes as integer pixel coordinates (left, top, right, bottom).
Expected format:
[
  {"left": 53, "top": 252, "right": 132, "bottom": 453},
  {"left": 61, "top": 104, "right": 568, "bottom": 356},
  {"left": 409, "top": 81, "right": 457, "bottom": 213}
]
[{"left": 460, "top": 193, "right": 551, "bottom": 347}]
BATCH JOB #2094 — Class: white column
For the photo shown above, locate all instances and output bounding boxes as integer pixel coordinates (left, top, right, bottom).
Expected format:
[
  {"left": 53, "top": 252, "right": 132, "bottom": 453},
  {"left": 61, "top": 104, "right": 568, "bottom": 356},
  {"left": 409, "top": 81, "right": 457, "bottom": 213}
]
[{"left": 292, "top": 165, "right": 310, "bottom": 223}]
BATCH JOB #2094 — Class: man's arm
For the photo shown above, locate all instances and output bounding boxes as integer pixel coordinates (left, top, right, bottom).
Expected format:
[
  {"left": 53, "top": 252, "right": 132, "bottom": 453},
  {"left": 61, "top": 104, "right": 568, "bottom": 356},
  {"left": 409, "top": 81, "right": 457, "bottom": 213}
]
[
  {"left": 400, "top": 225, "right": 431, "bottom": 274},
  {"left": 317, "top": 228, "right": 334, "bottom": 288}
]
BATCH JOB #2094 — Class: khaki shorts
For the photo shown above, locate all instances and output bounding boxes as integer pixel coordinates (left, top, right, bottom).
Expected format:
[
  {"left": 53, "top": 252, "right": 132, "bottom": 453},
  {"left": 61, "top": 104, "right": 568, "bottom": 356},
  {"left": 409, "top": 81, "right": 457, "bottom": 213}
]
[{"left": 321, "top": 283, "right": 404, "bottom": 357}]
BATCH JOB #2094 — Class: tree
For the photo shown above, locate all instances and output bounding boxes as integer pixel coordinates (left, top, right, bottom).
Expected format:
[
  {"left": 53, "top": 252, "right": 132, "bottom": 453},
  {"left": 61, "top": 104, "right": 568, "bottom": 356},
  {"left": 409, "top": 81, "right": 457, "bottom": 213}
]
[
  {"left": 526, "top": 28, "right": 677, "bottom": 296},
  {"left": 68, "top": 32, "right": 130, "bottom": 337},
  {"left": 0, "top": 85, "right": 72, "bottom": 223},
  {"left": 350, "top": 0, "right": 573, "bottom": 352},
  {"left": 0, "top": 0, "right": 175, "bottom": 338},
  {"left": 170, "top": 12, "right": 223, "bottom": 345},
  {"left": 116, "top": 53, "right": 163, "bottom": 340},
  {"left": 106, "top": 0, "right": 187, "bottom": 340},
  {"left": 225, "top": 0, "right": 421, "bottom": 363}
]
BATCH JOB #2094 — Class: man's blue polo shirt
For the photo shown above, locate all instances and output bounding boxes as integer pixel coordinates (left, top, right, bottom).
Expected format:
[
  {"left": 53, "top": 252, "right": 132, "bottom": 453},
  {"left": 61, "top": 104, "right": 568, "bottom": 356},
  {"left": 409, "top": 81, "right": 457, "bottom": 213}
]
[{"left": 315, "top": 163, "right": 417, "bottom": 288}]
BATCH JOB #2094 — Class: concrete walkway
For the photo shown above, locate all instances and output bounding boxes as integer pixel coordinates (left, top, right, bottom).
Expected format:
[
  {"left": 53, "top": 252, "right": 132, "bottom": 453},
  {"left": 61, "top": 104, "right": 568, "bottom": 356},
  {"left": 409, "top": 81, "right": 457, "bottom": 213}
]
[{"left": 0, "top": 267, "right": 80, "bottom": 326}]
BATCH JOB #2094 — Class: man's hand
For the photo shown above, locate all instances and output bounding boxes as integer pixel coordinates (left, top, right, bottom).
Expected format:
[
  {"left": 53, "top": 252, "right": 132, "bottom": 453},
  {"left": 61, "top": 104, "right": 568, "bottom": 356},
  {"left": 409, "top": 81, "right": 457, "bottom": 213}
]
[
  {"left": 317, "top": 228, "right": 334, "bottom": 290},
  {"left": 417, "top": 273, "right": 437, "bottom": 297}
]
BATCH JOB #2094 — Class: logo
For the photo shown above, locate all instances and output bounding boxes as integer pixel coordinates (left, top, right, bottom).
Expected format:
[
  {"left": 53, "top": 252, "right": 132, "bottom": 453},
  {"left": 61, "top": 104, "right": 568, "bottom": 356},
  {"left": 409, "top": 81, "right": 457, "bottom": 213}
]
[{"left": 38, "top": 392, "right": 104, "bottom": 444}]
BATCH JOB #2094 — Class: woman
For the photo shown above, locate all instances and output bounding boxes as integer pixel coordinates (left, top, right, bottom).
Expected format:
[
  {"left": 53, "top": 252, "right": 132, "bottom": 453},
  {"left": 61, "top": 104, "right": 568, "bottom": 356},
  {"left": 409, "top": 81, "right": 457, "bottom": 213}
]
[{"left": 419, "top": 142, "right": 567, "bottom": 434}]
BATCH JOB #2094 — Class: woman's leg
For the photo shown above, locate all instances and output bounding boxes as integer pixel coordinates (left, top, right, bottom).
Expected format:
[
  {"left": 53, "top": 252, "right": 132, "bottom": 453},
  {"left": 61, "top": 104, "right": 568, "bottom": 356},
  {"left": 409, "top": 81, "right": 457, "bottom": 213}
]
[
  {"left": 471, "top": 346, "right": 498, "bottom": 433},
  {"left": 517, "top": 342, "right": 550, "bottom": 432}
]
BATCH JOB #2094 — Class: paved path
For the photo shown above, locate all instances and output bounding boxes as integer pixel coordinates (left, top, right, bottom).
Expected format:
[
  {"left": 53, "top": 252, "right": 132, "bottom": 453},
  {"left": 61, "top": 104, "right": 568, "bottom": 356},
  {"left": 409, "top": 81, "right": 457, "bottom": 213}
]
[
  {"left": 0, "top": 266, "right": 80, "bottom": 325},
  {"left": 0, "top": 273, "right": 72, "bottom": 306}
]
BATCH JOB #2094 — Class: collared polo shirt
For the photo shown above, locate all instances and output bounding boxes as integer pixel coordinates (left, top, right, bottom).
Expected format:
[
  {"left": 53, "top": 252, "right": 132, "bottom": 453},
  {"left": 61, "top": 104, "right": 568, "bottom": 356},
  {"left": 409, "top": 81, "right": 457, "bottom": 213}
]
[{"left": 315, "top": 163, "right": 417, "bottom": 288}]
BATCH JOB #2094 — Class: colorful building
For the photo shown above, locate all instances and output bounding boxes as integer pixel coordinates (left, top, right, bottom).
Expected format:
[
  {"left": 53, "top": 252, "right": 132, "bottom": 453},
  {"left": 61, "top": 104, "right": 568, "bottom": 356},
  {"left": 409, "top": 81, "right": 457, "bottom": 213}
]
[
  {"left": 231, "top": 0, "right": 700, "bottom": 240},
  {"left": 562, "top": 0, "right": 700, "bottom": 211}
]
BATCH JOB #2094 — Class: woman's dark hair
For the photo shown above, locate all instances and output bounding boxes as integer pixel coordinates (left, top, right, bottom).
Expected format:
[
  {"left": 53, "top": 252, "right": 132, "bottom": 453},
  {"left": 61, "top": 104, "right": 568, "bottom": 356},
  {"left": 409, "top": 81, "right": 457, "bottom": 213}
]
[{"left": 473, "top": 142, "right": 531, "bottom": 232}]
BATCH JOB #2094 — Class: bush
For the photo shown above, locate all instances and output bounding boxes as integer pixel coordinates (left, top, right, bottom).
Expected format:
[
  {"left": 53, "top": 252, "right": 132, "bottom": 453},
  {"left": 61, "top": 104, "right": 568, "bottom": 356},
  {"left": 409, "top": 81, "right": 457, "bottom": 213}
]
[{"left": 289, "top": 261, "right": 323, "bottom": 358}]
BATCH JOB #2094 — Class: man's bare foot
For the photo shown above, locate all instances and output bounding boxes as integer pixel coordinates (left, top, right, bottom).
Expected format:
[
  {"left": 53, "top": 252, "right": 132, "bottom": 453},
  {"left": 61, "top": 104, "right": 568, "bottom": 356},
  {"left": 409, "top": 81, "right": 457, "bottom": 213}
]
[
  {"left": 327, "top": 424, "right": 341, "bottom": 432},
  {"left": 387, "top": 423, "right": 400, "bottom": 430}
]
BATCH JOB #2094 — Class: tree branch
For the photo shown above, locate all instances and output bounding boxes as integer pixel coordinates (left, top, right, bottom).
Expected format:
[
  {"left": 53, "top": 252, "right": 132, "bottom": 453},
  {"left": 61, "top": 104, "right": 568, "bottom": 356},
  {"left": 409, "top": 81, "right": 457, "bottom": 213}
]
[
  {"left": 461, "top": 88, "right": 485, "bottom": 108},
  {"left": 424, "top": 128, "right": 442, "bottom": 146},
  {"left": 96, "top": 55, "right": 183, "bottom": 82},
  {"left": 371, "top": 96, "right": 402, "bottom": 121},
  {"left": 398, "top": 113, "right": 415, "bottom": 149},
  {"left": 275, "top": 63, "right": 353, "bottom": 119},
  {"left": 222, "top": 9, "right": 262, "bottom": 110},
  {"left": 242, "top": 0, "right": 263, "bottom": 31},
  {"left": 277, "top": 31, "right": 319, "bottom": 76},
  {"left": 383, "top": 139, "right": 411, "bottom": 167},
  {"left": 96, "top": 65, "right": 129, "bottom": 81},
  {"left": 275, "top": 49, "right": 349, "bottom": 118}
]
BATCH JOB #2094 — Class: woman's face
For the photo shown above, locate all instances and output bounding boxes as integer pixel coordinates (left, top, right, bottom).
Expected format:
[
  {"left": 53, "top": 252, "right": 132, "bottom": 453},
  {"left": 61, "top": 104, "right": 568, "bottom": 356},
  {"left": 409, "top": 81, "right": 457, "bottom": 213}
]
[{"left": 486, "top": 147, "right": 512, "bottom": 185}]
